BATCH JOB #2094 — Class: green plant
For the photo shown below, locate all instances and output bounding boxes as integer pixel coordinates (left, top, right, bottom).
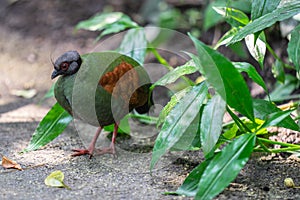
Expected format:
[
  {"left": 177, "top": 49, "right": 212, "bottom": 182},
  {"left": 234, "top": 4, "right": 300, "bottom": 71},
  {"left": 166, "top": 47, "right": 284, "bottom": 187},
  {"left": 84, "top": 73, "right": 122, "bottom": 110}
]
[{"left": 24, "top": 0, "right": 300, "bottom": 199}]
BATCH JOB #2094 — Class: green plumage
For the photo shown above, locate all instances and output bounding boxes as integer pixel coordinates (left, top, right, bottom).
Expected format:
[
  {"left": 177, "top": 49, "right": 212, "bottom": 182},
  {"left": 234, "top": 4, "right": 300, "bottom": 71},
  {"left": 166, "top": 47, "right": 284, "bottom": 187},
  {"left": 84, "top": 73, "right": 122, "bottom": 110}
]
[{"left": 54, "top": 52, "right": 151, "bottom": 127}]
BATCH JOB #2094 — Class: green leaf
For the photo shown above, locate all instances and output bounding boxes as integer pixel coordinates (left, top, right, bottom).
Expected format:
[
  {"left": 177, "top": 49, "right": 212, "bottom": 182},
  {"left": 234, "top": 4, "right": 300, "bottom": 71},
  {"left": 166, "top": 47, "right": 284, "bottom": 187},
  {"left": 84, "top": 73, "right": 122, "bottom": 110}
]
[
  {"left": 170, "top": 111, "right": 201, "bottom": 151},
  {"left": 118, "top": 28, "right": 147, "bottom": 65},
  {"left": 233, "top": 62, "right": 268, "bottom": 93},
  {"left": 287, "top": 24, "right": 300, "bottom": 75},
  {"left": 251, "top": 0, "right": 281, "bottom": 20},
  {"left": 176, "top": 159, "right": 211, "bottom": 196},
  {"left": 253, "top": 99, "right": 299, "bottom": 131},
  {"left": 201, "top": 94, "right": 226, "bottom": 156},
  {"left": 272, "top": 59, "right": 285, "bottom": 83},
  {"left": 260, "top": 110, "right": 296, "bottom": 129},
  {"left": 129, "top": 113, "right": 158, "bottom": 125},
  {"left": 157, "top": 87, "right": 192, "bottom": 127},
  {"left": 22, "top": 103, "right": 73, "bottom": 152},
  {"left": 189, "top": 33, "right": 254, "bottom": 121},
  {"left": 203, "top": 0, "right": 251, "bottom": 30},
  {"left": 150, "top": 83, "right": 208, "bottom": 170},
  {"left": 76, "top": 12, "right": 139, "bottom": 39},
  {"left": 213, "top": 7, "right": 249, "bottom": 26},
  {"left": 223, "top": 124, "right": 239, "bottom": 140},
  {"left": 151, "top": 60, "right": 197, "bottom": 89},
  {"left": 228, "top": 1, "right": 300, "bottom": 45},
  {"left": 214, "top": 27, "right": 239, "bottom": 49},
  {"left": 184, "top": 52, "right": 205, "bottom": 74},
  {"left": 45, "top": 170, "right": 71, "bottom": 190},
  {"left": 245, "top": 32, "right": 266, "bottom": 68},
  {"left": 195, "top": 133, "right": 256, "bottom": 199}
]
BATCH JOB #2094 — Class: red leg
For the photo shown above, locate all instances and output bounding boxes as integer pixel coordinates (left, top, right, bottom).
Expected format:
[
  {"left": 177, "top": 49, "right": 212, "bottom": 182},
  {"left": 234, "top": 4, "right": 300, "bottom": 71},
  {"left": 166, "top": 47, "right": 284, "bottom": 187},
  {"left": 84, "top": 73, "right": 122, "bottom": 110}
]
[
  {"left": 72, "top": 127, "right": 102, "bottom": 158},
  {"left": 94, "top": 123, "right": 118, "bottom": 156}
]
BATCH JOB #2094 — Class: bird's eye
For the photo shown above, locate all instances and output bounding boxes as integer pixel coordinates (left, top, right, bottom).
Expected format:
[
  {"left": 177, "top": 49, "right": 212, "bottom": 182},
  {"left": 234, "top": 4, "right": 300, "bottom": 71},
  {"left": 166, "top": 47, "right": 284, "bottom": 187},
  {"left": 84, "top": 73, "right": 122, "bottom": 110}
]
[{"left": 60, "top": 62, "right": 69, "bottom": 70}]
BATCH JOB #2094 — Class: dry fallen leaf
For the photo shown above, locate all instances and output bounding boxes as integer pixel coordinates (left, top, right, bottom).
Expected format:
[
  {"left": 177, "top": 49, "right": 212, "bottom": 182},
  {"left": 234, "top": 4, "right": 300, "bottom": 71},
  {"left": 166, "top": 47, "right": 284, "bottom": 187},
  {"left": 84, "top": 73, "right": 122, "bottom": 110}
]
[
  {"left": 45, "top": 170, "right": 71, "bottom": 190},
  {"left": 1, "top": 155, "right": 23, "bottom": 170},
  {"left": 10, "top": 89, "right": 37, "bottom": 99}
]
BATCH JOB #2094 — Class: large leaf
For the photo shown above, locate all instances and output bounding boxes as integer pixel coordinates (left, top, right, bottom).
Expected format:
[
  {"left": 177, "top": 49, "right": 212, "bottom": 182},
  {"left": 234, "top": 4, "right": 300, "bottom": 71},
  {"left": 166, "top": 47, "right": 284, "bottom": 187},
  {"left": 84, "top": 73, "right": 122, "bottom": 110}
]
[
  {"left": 260, "top": 109, "right": 296, "bottom": 129},
  {"left": 195, "top": 133, "right": 256, "bottom": 199},
  {"left": 287, "top": 24, "right": 300, "bottom": 76},
  {"left": 22, "top": 103, "right": 73, "bottom": 152},
  {"left": 251, "top": 0, "right": 281, "bottom": 20},
  {"left": 228, "top": 1, "right": 300, "bottom": 45},
  {"left": 76, "top": 12, "right": 139, "bottom": 39},
  {"left": 189, "top": 34, "right": 254, "bottom": 121},
  {"left": 253, "top": 99, "right": 299, "bottom": 131},
  {"left": 150, "top": 83, "right": 208, "bottom": 170},
  {"left": 151, "top": 60, "right": 197, "bottom": 89},
  {"left": 201, "top": 94, "right": 226, "bottom": 156},
  {"left": 157, "top": 87, "right": 192, "bottom": 127},
  {"left": 118, "top": 28, "right": 147, "bottom": 65},
  {"left": 170, "top": 112, "right": 201, "bottom": 151},
  {"left": 176, "top": 159, "right": 211, "bottom": 196},
  {"left": 233, "top": 62, "right": 268, "bottom": 93}
]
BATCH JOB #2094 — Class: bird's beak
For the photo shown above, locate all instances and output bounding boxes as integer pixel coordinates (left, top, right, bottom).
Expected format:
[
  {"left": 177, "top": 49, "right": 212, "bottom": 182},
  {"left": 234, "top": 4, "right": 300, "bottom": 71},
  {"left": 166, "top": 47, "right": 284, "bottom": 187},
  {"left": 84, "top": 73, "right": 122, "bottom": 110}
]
[{"left": 51, "top": 69, "right": 60, "bottom": 79}]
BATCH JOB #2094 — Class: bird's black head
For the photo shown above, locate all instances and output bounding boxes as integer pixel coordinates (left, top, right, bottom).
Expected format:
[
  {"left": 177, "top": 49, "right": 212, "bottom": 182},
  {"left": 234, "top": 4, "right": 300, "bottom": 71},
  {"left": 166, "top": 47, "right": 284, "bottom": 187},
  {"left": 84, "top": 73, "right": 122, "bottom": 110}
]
[{"left": 51, "top": 50, "right": 82, "bottom": 79}]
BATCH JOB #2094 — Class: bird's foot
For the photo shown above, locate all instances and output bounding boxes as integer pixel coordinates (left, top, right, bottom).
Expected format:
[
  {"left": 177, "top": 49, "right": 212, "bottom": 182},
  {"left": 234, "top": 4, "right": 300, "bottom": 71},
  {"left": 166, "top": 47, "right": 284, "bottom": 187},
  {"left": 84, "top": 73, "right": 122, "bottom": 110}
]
[
  {"left": 71, "top": 144, "right": 116, "bottom": 158},
  {"left": 94, "top": 144, "right": 117, "bottom": 157},
  {"left": 71, "top": 149, "right": 94, "bottom": 158}
]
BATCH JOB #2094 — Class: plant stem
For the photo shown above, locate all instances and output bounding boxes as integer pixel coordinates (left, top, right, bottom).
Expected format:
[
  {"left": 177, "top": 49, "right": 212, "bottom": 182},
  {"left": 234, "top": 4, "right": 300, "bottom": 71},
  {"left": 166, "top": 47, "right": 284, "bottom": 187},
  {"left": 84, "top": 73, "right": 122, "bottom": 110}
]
[
  {"left": 150, "top": 47, "right": 174, "bottom": 71},
  {"left": 257, "top": 139, "right": 272, "bottom": 153},
  {"left": 128, "top": 113, "right": 158, "bottom": 125},
  {"left": 255, "top": 146, "right": 300, "bottom": 153},
  {"left": 226, "top": 106, "right": 251, "bottom": 132},
  {"left": 257, "top": 137, "right": 300, "bottom": 148},
  {"left": 265, "top": 42, "right": 280, "bottom": 61}
]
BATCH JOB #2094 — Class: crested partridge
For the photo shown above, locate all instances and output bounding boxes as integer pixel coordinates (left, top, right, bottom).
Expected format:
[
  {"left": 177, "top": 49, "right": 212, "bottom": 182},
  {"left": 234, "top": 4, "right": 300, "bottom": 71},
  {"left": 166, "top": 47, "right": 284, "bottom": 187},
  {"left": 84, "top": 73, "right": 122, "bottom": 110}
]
[{"left": 51, "top": 51, "right": 152, "bottom": 157}]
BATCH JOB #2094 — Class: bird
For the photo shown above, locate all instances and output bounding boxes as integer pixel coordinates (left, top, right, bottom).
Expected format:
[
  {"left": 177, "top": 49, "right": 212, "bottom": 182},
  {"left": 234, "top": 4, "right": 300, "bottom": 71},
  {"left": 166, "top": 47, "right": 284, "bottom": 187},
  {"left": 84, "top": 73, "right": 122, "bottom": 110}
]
[{"left": 51, "top": 50, "right": 152, "bottom": 157}]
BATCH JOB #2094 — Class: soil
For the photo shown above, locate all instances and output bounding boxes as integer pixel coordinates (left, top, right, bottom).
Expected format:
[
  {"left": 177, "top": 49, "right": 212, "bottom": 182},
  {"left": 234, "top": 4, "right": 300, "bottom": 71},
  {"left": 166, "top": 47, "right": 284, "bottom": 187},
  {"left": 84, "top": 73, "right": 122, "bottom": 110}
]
[{"left": 0, "top": 1, "right": 299, "bottom": 200}]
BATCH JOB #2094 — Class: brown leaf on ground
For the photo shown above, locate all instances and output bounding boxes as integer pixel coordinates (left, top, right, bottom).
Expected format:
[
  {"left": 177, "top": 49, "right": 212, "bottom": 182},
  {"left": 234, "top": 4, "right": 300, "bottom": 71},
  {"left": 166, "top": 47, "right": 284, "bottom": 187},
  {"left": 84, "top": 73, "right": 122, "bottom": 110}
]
[{"left": 1, "top": 155, "right": 23, "bottom": 170}]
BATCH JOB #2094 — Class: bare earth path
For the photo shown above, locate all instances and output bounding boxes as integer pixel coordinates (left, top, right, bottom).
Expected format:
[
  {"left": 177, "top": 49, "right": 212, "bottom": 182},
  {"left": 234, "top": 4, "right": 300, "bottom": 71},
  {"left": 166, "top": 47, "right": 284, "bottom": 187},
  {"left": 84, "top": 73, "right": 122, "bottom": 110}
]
[{"left": 0, "top": 1, "right": 299, "bottom": 199}]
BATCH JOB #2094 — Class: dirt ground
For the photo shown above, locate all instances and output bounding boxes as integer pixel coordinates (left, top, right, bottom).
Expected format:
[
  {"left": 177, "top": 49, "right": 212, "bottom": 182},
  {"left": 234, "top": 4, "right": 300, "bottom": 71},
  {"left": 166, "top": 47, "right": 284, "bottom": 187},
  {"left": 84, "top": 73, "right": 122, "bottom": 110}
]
[{"left": 0, "top": 1, "right": 299, "bottom": 199}]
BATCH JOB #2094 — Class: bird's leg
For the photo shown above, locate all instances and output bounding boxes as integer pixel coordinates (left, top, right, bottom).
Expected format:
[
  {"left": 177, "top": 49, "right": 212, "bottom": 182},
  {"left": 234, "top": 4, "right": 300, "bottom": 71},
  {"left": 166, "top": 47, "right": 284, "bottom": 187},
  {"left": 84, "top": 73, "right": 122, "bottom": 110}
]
[
  {"left": 94, "top": 123, "right": 119, "bottom": 156},
  {"left": 72, "top": 127, "right": 102, "bottom": 158}
]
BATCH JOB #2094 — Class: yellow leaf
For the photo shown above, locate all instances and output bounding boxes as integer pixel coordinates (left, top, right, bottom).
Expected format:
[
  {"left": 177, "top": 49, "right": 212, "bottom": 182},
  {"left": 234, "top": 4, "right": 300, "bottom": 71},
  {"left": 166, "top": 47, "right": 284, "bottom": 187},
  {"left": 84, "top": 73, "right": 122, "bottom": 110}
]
[
  {"left": 45, "top": 170, "right": 71, "bottom": 189},
  {"left": 1, "top": 155, "right": 23, "bottom": 170}
]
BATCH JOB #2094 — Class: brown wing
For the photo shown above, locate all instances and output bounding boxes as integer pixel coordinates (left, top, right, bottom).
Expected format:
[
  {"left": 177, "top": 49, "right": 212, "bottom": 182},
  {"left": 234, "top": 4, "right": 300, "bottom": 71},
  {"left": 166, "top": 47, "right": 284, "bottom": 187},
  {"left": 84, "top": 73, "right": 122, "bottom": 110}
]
[{"left": 99, "top": 62, "right": 148, "bottom": 109}]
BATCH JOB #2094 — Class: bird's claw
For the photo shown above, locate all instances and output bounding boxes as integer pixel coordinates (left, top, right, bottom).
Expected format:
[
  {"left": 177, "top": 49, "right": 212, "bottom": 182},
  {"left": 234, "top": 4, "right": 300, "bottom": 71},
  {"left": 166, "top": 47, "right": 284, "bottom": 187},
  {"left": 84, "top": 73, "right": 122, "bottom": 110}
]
[
  {"left": 71, "top": 145, "right": 116, "bottom": 158},
  {"left": 94, "top": 145, "right": 117, "bottom": 157},
  {"left": 71, "top": 149, "right": 93, "bottom": 158}
]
